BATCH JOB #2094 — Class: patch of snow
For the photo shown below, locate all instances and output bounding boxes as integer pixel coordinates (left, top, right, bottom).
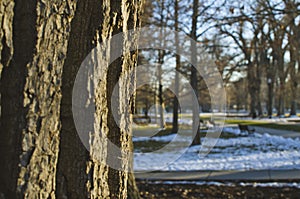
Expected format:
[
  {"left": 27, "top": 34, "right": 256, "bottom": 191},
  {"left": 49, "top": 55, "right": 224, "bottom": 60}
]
[
  {"left": 222, "top": 126, "right": 241, "bottom": 135},
  {"left": 133, "top": 134, "right": 177, "bottom": 142},
  {"left": 134, "top": 127, "right": 300, "bottom": 171},
  {"left": 148, "top": 180, "right": 300, "bottom": 188}
]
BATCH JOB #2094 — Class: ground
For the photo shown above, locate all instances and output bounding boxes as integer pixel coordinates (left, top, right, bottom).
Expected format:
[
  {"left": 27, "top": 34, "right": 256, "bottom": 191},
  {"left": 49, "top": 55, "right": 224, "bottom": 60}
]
[
  {"left": 136, "top": 180, "right": 300, "bottom": 199},
  {"left": 134, "top": 117, "right": 300, "bottom": 198}
]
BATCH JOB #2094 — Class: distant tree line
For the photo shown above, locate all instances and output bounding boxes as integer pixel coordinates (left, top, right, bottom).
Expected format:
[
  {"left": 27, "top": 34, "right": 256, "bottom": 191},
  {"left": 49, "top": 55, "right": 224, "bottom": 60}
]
[{"left": 137, "top": 0, "right": 300, "bottom": 120}]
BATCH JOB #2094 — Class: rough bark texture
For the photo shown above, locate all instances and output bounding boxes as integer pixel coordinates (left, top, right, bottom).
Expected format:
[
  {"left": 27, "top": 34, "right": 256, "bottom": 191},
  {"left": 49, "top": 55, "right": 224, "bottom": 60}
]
[
  {"left": 0, "top": 1, "right": 19, "bottom": 198},
  {"left": 0, "top": 0, "right": 14, "bottom": 77},
  {"left": 56, "top": 0, "right": 102, "bottom": 198},
  {"left": 1, "top": 1, "right": 36, "bottom": 198},
  {"left": 1, "top": 0, "right": 142, "bottom": 198},
  {"left": 56, "top": 0, "right": 142, "bottom": 198},
  {"left": 87, "top": 1, "right": 143, "bottom": 198},
  {"left": 15, "top": 0, "right": 77, "bottom": 198}
]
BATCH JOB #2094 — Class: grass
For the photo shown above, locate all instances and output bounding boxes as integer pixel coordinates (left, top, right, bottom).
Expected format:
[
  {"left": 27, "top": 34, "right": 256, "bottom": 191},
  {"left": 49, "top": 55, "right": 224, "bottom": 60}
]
[
  {"left": 225, "top": 119, "right": 300, "bottom": 132},
  {"left": 134, "top": 140, "right": 169, "bottom": 153}
]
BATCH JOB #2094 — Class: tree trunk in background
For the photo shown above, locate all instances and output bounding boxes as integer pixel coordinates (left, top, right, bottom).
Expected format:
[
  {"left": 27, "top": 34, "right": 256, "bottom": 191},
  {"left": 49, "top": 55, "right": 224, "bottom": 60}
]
[
  {"left": 266, "top": 54, "right": 275, "bottom": 118},
  {"left": 247, "top": 61, "right": 258, "bottom": 118},
  {"left": 191, "top": 0, "right": 200, "bottom": 146},
  {"left": 158, "top": 67, "right": 165, "bottom": 128},
  {"left": 255, "top": 65, "right": 263, "bottom": 116},
  {"left": 277, "top": 53, "right": 286, "bottom": 117},
  {"left": 267, "top": 75, "right": 275, "bottom": 118},
  {"left": 157, "top": 0, "right": 166, "bottom": 129},
  {"left": 270, "top": 30, "right": 286, "bottom": 117},
  {"left": 289, "top": 54, "right": 298, "bottom": 116},
  {"left": 158, "top": 56, "right": 165, "bottom": 129},
  {"left": 289, "top": 22, "right": 299, "bottom": 117},
  {"left": 290, "top": 68, "right": 297, "bottom": 116},
  {"left": 172, "top": 0, "right": 180, "bottom": 134}
]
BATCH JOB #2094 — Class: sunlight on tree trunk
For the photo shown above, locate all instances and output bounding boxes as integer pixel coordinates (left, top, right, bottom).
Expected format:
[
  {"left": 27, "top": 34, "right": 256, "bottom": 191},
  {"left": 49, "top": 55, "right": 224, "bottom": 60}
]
[
  {"left": 0, "top": 0, "right": 143, "bottom": 198},
  {"left": 16, "top": 1, "right": 77, "bottom": 197}
]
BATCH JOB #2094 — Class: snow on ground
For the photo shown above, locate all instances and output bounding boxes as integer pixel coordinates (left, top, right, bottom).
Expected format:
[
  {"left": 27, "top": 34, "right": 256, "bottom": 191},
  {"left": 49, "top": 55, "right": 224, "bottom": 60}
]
[
  {"left": 133, "top": 127, "right": 300, "bottom": 171},
  {"left": 133, "top": 134, "right": 177, "bottom": 142},
  {"left": 148, "top": 180, "right": 300, "bottom": 188}
]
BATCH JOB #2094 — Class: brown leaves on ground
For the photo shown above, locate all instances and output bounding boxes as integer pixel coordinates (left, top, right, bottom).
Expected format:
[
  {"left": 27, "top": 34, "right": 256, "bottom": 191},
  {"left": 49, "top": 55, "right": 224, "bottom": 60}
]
[{"left": 137, "top": 180, "right": 300, "bottom": 199}]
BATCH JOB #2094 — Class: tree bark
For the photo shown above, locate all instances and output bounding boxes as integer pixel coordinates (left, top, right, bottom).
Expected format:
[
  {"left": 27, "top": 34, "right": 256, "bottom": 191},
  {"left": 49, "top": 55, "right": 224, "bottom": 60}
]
[
  {"left": 84, "top": 0, "right": 143, "bottom": 198},
  {"left": 247, "top": 68, "right": 257, "bottom": 118},
  {"left": 157, "top": 0, "right": 166, "bottom": 129},
  {"left": 1, "top": 0, "right": 76, "bottom": 198},
  {"left": 288, "top": 18, "right": 299, "bottom": 117},
  {"left": 16, "top": 1, "right": 77, "bottom": 197},
  {"left": 0, "top": 1, "right": 23, "bottom": 197},
  {"left": 158, "top": 51, "right": 165, "bottom": 129},
  {"left": 289, "top": 53, "right": 298, "bottom": 116},
  {"left": 1, "top": 0, "right": 143, "bottom": 198},
  {"left": 56, "top": 0, "right": 99, "bottom": 197},
  {"left": 191, "top": 0, "right": 200, "bottom": 146}
]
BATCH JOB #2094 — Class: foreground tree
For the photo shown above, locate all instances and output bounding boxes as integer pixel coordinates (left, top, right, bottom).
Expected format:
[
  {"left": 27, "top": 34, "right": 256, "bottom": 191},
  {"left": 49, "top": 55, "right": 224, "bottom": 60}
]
[
  {"left": 1, "top": 1, "right": 77, "bottom": 197},
  {"left": 1, "top": 0, "right": 143, "bottom": 198}
]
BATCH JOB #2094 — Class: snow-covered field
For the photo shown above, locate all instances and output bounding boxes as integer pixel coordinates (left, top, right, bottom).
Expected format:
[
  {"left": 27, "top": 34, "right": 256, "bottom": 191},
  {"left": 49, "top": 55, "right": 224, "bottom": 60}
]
[{"left": 133, "top": 127, "right": 300, "bottom": 171}]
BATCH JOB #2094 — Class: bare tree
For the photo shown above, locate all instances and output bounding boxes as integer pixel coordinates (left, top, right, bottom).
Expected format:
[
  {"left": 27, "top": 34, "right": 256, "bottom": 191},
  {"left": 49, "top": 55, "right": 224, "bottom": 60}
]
[
  {"left": 190, "top": 0, "right": 201, "bottom": 145},
  {"left": 285, "top": 0, "right": 300, "bottom": 116},
  {"left": 172, "top": 0, "right": 180, "bottom": 133}
]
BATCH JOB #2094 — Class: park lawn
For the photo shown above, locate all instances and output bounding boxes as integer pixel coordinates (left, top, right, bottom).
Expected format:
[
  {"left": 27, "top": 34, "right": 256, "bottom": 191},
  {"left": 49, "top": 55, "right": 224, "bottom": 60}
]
[
  {"left": 173, "top": 113, "right": 212, "bottom": 120},
  {"left": 225, "top": 119, "right": 300, "bottom": 132},
  {"left": 133, "top": 125, "right": 176, "bottom": 137}
]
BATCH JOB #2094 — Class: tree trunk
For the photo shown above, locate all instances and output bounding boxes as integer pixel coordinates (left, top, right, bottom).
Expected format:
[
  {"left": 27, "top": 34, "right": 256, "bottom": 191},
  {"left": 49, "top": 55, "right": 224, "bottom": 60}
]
[
  {"left": 127, "top": 140, "right": 140, "bottom": 199},
  {"left": 1, "top": 0, "right": 76, "bottom": 198},
  {"left": 1, "top": 0, "right": 143, "bottom": 198},
  {"left": 289, "top": 61, "right": 297, "bottom": 116},
  {"left": 0, "top": 1, "right": 25, "bottom": 197},
  {"left": 272, "top": 38, "right": 286, "bottom": 117},
  {"left": 191, "top": 0, "right": 200, "bottom": 146},
  {"left": 277, "top": 61, "right": 285, "bottom": 117},
  {"left": 247, "top": 62, "right": 258, "bottom": 118},
  {"left": 16, "top": 1, "right": 77, "bottom": 197},
  {"left": 277, "top": 84, "right": 285, "bottom": 116},
  {"left": 172, "top": 0, "right": 180, "bottom": 133},
  {"left": 56, "top": 0, "right": 98, "bottom": 197},
  {"left": 267, "top": 60, "right": 275, "bottom": 118},
  {"left": 157, "top": 0, "right": 166, "bottom": 129},
  {"left": 256, "top": 66, "right": 262, "bottom": 117},
  {"left": 84, "top": 0, "right": 142, "bottom": 198},
  {"left": 267, "top": 78, "right": 274, "bottom": 118},
  {"left": 289, "top": 31, "right": 298, "bottom": 117},
  {"left": 58, "top": 0, "right": 143, "bottom": 198},
  {"left": 158, "top": 49, "right": 165, "bottom": 129}
]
